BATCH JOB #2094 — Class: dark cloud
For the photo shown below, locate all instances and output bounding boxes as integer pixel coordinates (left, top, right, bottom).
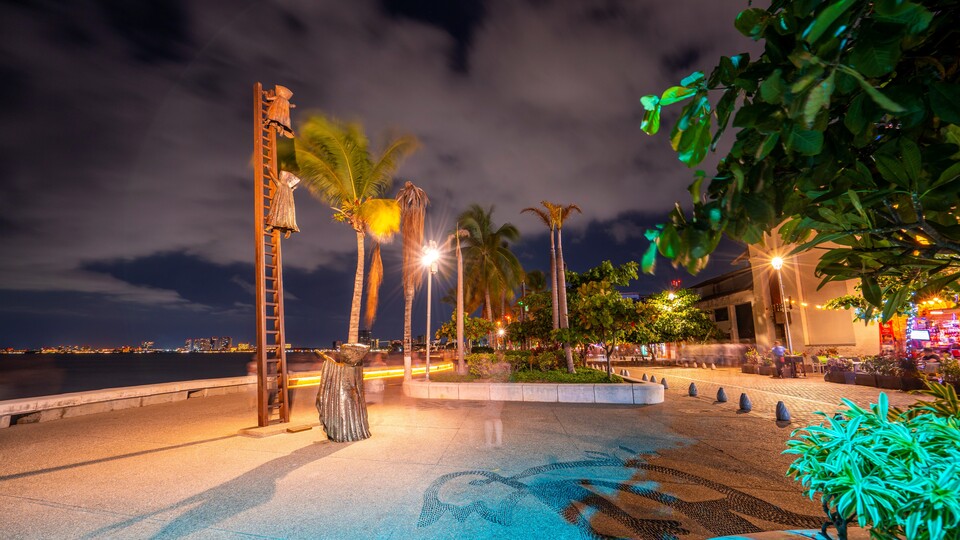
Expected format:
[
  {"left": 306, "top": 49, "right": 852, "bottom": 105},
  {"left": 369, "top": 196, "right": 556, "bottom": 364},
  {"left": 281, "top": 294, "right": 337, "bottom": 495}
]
[
  {"left": 381, "top": 0, "right": 486, "bottom": 72},
  {"left": 96, "top": 0, "right": 193, "bottom": 63},
  {"left": 0, "top": 0, "right": 757, "bottom": 348}
]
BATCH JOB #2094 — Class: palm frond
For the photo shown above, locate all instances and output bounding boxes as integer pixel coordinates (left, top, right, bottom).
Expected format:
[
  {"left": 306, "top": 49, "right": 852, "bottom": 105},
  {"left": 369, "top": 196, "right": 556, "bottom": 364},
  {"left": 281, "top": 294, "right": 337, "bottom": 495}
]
[
  {"left": 521, "top": 206, "right": 553, "bottom": 229},
  {"left": 557, "top": 204, "right": 582, "bottom": 227},
  {"left": 365, "top": 134, "right": 419, "bottom": 201},
  {"left": 365, "top": 242, "right": 383, "bottom": 329}
]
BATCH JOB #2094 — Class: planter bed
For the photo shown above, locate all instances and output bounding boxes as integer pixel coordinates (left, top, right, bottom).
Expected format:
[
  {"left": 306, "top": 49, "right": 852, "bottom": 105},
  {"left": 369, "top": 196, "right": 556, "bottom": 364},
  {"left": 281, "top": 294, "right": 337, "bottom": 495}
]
[{"left": 403, "top": 379, "right": 663, "bottom": 404}]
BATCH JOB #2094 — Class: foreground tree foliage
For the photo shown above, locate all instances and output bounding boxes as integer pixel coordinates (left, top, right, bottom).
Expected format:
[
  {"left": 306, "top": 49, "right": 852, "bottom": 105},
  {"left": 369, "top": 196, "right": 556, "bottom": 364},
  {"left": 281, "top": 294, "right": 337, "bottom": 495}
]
[{"left": 640, "top": 0, "right": 960, "bottom": 321}]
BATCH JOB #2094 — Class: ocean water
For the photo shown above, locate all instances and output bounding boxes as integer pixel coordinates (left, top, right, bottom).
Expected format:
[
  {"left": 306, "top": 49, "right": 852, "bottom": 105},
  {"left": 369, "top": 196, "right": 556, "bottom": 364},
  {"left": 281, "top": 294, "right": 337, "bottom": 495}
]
[{"left": 0, "top": 352, "right": 320, "bottom": 400}]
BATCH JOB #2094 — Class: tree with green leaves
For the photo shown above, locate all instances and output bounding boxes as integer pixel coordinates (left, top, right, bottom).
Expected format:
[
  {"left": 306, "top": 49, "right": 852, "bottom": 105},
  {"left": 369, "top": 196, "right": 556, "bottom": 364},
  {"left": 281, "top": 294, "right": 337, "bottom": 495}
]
[
  {"left": 507, "top": 290, "right": 554, "bottom": 348},
  {"left": 436, "top": 312, "right": 495, "bottom": 352},
  {"left": 640, "top": 0, "right": 960, "bottom": 322},
  {"left": 644, "top": 289, "right": 719, "bottom": 346},
  {"left": 568, "top": 279, "right": 647, "bottom": 378},
  {"left": 294, "top": 115, "right": 418, "bottom": 343},
  {"left": 564, "top": 261, "right": 649, "bottom": 376}
]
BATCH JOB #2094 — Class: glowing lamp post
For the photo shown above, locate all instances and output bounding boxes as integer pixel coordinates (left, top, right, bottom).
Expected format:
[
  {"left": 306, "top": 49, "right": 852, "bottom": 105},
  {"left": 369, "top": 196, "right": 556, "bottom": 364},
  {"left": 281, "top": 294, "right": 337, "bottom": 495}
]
[
  {"left": 497, "top": 327, "right": 506, "bottom": 350},
  {"left": 423, "top": 241, "right": 440, "bottom": 380},
  {"left": 771, "top": 256, "right": 794, "bottom": 352}
]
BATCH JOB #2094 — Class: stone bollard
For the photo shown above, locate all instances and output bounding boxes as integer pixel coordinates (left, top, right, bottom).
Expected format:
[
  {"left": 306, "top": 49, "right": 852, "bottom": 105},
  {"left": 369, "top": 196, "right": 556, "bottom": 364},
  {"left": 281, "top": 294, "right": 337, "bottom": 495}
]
[
  {"left": 776, "top": 401, "right": 791, "bottom": 422},
  {"left": 688, "top": 382, "right": 697, "bottom": 396},
  {"left": 717, "top": 388, "right": 728, "bottom": 402},
  {"left": 642, "top": 374, "right": 648, "bottom": 382},
  {"left": 661, "top": 378, "right": 669, "bottom": 389},
  {"left": 710, "top": 363, "right": 716, "bottom": 370},
  {"left": 650, "top": 375, "right": 658, "bottom": 384},
  {"left": 739, "top": 393, "right": 752, "bottom": 412}
]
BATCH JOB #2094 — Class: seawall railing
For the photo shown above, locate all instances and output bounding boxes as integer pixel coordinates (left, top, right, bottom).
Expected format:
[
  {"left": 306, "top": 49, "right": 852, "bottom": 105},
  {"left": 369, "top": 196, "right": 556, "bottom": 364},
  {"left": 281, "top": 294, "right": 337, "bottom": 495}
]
[{"left": 0, "top": 376, "right": 256, "bottom": 429}]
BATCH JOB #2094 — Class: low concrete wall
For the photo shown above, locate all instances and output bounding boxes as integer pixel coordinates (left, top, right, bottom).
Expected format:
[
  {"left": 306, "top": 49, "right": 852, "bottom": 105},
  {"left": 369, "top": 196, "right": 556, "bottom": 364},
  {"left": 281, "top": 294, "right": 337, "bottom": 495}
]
[
  {"left": 403, "top": 378, "right": 663, "bottom": 405},
  {"left": 0, "top": 376, "right": 256, "bottom": 428}
]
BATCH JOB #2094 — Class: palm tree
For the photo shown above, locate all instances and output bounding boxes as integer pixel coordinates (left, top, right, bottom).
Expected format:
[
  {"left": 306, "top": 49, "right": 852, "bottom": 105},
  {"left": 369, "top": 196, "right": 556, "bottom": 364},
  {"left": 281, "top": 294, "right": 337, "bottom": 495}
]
[
  {"left": 552, "top": 202, "right": 581, "bottom": 373},
  {"left": 458, "top": 205, "right": 523, "bottom": 329},
  {"left": 550, "top": 202, "right": 581, "bottom": 333},
  {"left": 521, "top": 206, "right": 560, "bottom": 331},
  {"left": 524, "top": 269, "right": 547, "bottom": 294},
  {"left": 294, "top": 115, "right": 419, "bottom": 343},
  {"left": 527, "top": 201, "right": 580, "bottom": 372},
  {"left": 396, "top": 182, "right": 428, "bottom": 381}
]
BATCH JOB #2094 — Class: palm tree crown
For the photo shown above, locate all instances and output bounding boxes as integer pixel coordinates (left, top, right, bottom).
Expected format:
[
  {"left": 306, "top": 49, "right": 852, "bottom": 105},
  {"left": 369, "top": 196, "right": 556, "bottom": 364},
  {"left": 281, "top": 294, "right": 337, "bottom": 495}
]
[
  {"left": 458, "top": 204, "right": 523, "bottom": 323},
  {"left": 294, "top": 114, "right": 419, "bottom": 343}
]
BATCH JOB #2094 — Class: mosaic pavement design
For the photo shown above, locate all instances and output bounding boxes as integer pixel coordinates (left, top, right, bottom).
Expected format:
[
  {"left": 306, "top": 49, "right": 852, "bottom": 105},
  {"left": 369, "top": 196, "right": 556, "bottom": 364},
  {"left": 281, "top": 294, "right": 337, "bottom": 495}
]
[{"left": 418, "top": 449, "right": 823, "bottom": 539}]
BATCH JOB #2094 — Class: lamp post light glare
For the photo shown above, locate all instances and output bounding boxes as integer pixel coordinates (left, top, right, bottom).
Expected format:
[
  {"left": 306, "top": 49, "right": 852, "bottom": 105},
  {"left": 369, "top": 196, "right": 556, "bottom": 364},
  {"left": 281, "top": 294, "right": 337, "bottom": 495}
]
[
  {"left": 771, "top": 256, "right": 793, "bottom": 352},
  {"left": 423, "top": 241, "right": 439, "bottom": 380}
]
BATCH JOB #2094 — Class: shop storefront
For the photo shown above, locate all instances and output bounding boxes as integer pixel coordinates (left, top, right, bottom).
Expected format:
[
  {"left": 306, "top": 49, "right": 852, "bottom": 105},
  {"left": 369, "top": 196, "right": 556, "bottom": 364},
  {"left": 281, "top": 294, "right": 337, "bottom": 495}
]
[{"left": 906, "top": 301, "right": 960, "bottom": 357}]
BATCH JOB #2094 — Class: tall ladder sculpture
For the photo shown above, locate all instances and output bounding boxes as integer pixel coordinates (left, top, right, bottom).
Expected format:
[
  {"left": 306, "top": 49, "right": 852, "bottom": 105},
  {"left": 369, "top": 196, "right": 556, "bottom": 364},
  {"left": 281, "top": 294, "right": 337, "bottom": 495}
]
[{"left": 253, "top": 82, "right": 290, "bottom": 426}]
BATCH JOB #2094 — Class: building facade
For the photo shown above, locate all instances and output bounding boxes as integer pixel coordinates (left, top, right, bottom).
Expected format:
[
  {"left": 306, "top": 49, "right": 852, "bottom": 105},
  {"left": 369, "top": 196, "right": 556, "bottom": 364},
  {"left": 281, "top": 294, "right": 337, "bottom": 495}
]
[{"left": 690, "top": 233, "right": 880, "bottom": 358}]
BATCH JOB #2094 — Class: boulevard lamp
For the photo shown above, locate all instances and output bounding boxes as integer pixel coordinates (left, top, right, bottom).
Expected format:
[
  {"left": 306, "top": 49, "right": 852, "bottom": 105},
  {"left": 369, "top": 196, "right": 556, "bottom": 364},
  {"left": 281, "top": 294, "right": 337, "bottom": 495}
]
[
  {"left": 422, "top": 241, "right": 440, "bottom": 380},
  {"left": 771, "top": 256, "right": 794, "bottom": 352}
]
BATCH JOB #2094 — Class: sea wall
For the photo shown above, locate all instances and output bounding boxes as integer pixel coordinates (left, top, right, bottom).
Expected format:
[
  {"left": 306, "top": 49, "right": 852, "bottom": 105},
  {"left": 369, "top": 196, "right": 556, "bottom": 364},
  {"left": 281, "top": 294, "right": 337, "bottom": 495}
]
[{"left": 0, "top": 376, "right": 255, "bottom": 428}]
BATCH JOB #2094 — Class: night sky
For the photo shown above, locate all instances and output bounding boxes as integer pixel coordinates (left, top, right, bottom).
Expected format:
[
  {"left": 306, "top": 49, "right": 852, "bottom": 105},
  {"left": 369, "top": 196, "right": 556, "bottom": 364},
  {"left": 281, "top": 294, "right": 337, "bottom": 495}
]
[{"left": 0, "top": 0, "right": 755, "bottom": 349}]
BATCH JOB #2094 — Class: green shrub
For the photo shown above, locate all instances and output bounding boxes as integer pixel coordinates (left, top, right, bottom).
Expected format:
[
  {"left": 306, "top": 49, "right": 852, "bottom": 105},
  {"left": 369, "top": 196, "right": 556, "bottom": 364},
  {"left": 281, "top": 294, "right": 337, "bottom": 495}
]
[
  {"left": 471, "top": 345, "right": 494, "bottom": 354},
  {"left": 940, "top": 356, "right": 960, "bottom": 384},
  {"left": 465, "top": 353, "right": 509, "bottom": 379},
  {"left": 860, "top": 355, "right": 898, "bottom": 376},
  {"left": 511, "top": 368, "right": 623, "bottom": 384},
  {"left": 503, "top": 350, "right": 533, "bottom": 372},
  {"left": 535, "top": 350, "right": 562, "bottom": 371},
  {"left": 429, "top": 371, "right": 479, "bottom": 383},
  {"left": 785, "top": 392, "right": 960, "bottom": 540}
]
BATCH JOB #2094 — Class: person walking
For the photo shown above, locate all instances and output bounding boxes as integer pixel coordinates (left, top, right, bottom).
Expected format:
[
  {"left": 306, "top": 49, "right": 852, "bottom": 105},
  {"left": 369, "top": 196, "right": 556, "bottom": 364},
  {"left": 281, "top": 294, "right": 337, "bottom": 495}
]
[{"left": 772, "top": 340, "right": 786, "bottom": 378}]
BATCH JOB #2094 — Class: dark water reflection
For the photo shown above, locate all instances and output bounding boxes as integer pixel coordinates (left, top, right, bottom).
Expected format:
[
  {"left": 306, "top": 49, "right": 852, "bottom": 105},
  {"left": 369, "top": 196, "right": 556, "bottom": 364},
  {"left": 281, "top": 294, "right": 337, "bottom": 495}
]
[{"left": 0, "top": 352, "right": 276, "bottom": 400}]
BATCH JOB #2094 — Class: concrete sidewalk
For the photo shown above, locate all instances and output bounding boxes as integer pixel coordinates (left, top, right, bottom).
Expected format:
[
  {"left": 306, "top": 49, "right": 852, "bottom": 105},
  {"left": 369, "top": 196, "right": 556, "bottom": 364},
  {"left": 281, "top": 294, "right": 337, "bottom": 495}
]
[{"left": 0, "top": 378, "right": 856, "bottom": 539}]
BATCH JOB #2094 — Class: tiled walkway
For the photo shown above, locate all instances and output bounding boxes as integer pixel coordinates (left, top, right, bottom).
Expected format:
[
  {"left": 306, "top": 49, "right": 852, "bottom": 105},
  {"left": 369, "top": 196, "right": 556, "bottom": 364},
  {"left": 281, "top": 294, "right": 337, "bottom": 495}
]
[
  {"left": 0, "top": 372, "right": 915, "bottom": 539},
  {"left": 623, "top": 365, "right": 928, "bottom": 425}
]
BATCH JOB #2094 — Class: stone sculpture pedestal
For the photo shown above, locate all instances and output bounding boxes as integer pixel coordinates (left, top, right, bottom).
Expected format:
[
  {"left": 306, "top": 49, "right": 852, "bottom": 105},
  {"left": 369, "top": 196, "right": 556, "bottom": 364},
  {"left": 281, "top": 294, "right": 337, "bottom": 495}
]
[{"left": 316, "top": 343, "right": 371, "bottom": 442}]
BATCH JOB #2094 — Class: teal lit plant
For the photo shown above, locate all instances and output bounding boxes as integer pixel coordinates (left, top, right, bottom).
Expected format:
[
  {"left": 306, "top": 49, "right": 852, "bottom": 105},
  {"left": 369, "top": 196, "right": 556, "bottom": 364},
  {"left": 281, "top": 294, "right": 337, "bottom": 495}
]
[{"left": 784, "top": 383, "right": 960, "bottom": 539}]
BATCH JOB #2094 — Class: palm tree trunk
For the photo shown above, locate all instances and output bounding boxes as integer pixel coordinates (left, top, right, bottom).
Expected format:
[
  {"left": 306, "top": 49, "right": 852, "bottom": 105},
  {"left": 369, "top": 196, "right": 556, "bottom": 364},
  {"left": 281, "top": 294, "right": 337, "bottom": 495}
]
[
  {"left": 456, "top": 234, "right": 465, "bottom": 374},
  {"left": 549, "top": 227, "right": 559, "bottom": 330},
  {"left": 349, "top": 230, "right": 364, "bottom": 344},
  {"left": 557, "top": 227, "right": 575, "bottom": 373},
  {"left": 403, "top": 288, "right": 414, "bottom": 381},
  {"left": 485, "top": 287, "right": 494, "bottom": 347}
]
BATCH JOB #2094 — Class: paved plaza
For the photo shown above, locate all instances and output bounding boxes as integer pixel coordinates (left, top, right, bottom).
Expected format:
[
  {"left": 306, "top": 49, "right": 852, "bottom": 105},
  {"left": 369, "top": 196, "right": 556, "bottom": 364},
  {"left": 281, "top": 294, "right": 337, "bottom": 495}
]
[{"left": 0, "top": 368, "right": 921, "bottom": 539}]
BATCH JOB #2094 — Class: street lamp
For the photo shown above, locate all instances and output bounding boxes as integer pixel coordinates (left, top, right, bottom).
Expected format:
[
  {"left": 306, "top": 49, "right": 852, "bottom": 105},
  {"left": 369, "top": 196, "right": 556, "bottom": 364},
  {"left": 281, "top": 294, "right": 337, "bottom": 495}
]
[
  {"left": 771, "top": 256, "right": 794, "bottom": 352},
  {"left": 422, "top": 240, "right": 440, "bottom": 380},
  {"left": 497, "top": 327, "right": 506, "bottom": 350}
]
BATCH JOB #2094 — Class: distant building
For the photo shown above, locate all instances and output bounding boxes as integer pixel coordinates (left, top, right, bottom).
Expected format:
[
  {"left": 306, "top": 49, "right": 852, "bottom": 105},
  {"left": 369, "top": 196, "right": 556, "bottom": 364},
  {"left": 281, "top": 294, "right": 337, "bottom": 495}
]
[{"left": 358, "top": 329, "right": 372, "bottom": 346}]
